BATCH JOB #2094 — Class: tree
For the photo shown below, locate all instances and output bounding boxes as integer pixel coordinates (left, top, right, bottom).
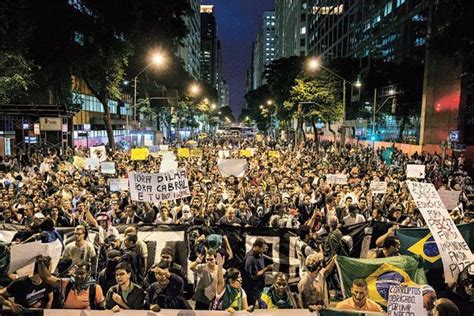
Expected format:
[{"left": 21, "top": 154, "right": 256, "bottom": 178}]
[
  {"left": 244, "top": 85, "right": 272, "bottom": 131},
  {"left": 286, "top": 73, "right": 343, "bottom": 142},
  {"left": 0, "top": 52, "right": 35, "bottom": 103}
]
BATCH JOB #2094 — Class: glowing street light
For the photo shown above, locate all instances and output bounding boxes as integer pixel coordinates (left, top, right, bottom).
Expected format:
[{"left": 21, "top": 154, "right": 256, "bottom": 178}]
[
  {"left": 189, "top": 83, "right": 201, "bottom": 96},
  {"left": 211, "top": 103, "right": 217, "bottom": 110},
  {"left": 259, "top": 105, "right": 264, "bottom": 110},
  {"left": 307, "top": 58, "right": 320, "bottom": 71},
  {"left": 267, "top": 100, "right": 273, "bottom": 106}
]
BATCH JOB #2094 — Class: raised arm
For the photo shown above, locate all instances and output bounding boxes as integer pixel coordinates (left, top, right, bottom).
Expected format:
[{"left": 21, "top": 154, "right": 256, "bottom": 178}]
[
  {"left": 216, "top": 253, "right": 225, "bottom": 295},
  {"left": 36, "top": 256, "right": 61, "bottom": 288}
]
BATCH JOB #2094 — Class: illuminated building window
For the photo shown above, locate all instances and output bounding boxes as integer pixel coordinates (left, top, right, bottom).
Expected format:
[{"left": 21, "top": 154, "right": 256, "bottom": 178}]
[
  {"left": 396, "top": 0, "right": 406, "bottom": 7},
  {"left": 301, "top": 26, "right": 306, "bottom": 34},
  {"left": 384, "top": 1, "right": 392, "bottom": 16}
]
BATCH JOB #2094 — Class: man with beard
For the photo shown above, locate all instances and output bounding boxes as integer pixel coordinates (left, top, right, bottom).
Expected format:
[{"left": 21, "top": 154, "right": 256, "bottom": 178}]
[
  {"left": 335, "top": 279, "right": 384, "bottom": 312},
  {"left": 36, "top": 256, "right": 105, "bottom": 309},
  {"left": 105, "top": 262, "right": 145, "bottom": 312},
  {"left": 63, "top": 225, "right": 96, "bottom": 266}
]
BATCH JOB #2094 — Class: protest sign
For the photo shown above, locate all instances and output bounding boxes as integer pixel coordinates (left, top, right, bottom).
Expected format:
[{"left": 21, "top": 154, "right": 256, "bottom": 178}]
[
  {"left": 240, "top": 149, "right": 252, "bottom": 158},
  {"left": 268, "top": 151, "right": 280, "bottom": 159},
  {"left": 144, "top": 139, "right": 153, "bottom": 147},
  {"left": 8, "top": 240, "right": 62, "bottom": 277},
  {"left": 131, "top": 148, "right": 149, "bottom": 160},
  {"left": 128, "top": 169, "right": 190, "bottom": 203},
  {"left": 406, "top": 164, "right": 425, "bottom": 178},
  {"left": 370, "top": 181, "right": 387, "bottom": 194},
  {"left": 73, "top": 156, "right": 85, "bottom": 168},
  {"left": 218, "top": 150, "right": 230, "bottom": 159},
  {"left": 177, "top": 148, "right": 190, "bottom": 158},
  {"left": 191, "top": 148, "right": 203, "bottom": 157},
  {"left": 84, "top": 157, "right": 100, "bottom": 170},
  {"left": 149, "top": 145, "right": 159, "bottom": 153},
  {"left": 160, "top": 156, "right": 178, "bottom": 173},
  {"left": 217, "top": 159, "right": 248, "bottom": 177},
  {"left": 387, "top": 285, "right": 426, "bottom": 316},
  {"left": 108, "top": 178, "right": 129, "bottom": 192},
  {"left": 437, "top": 189, "right": 461, "bottom": 210},
  {"left": 326, "top": 174, "right": 347, "bottom": 185},
  {"left": 160, "top": 145, "right": 169, "bottom": 151},
  {"left": 100, "top": 161, "right": 115, "bottom": 174},
  {"left": 90, "top": 145, "right": 107, "bottom": 161},
  {"left": 406, "top": 181, "right": 474, "bottom": 283}
]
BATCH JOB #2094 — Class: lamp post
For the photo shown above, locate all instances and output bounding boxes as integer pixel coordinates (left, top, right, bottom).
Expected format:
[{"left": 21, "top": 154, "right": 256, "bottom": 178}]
[
  {"left": 129, "top": 52, "right": 165, "bottom": 145},
  {"left": 371, "top": 87, "right": 397, "bottom": 149},
  {"left": 307, "top": 58, "right": 361, "bottom": 143}
]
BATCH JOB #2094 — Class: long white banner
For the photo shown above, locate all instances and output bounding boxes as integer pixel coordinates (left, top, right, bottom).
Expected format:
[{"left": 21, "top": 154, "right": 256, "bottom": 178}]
[
  {"left": 406, "top": 181, "right": 474, "bottom": 283},
  {"left": 128, "top": 169, "right": 190, "bottom": 203}
]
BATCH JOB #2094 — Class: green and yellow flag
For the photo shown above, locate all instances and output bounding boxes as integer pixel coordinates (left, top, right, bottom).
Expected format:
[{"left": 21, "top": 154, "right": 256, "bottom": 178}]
[{"left": 336, "top": 255, "right": 427, "bottom": 306}]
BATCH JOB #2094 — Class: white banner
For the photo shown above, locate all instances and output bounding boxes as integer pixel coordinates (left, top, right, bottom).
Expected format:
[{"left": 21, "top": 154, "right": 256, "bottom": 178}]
[
  {"left": 128, "top": 169, "right": 190, "bottom": 203},
  {"left": 218, "top": 150, "right": 230, "bottom": 159},
  {"left": 160, "top": 156, "right": 178, "bottom": 173},
  {"left": 39, "top": 117, "right": 62, "bottom": 131},
  {"left": 108, "top": 178, "right": 129, "bottom": 192},
  {"left": 8, "top": 240, "right": 62, "bottom": 278},
  {"left": 406, "top": 181, "right": 474, "bottom": 283},
  {"left": 326, "top": 174, "right": 347, "bottom": 185},
  {"left": 100, "top": 162, "right": 116, "bottom": 174},
  {"left": 387, "top": 285, "right": 426, "bottom": 316},
  {"left": 90, "top": 145, "right": 107, "bottom": 162},
  {"left": 406, "top": 164, "right": 425, "bottom": 179},
  {"left": 218, "top": 159, "right": 248, "bottom": 177},
  {"left": 84, "top": 157, "right": 100, "bottom": 170},
  {"left": 370, "top": 181, "right": 387, "bottom": 194}
]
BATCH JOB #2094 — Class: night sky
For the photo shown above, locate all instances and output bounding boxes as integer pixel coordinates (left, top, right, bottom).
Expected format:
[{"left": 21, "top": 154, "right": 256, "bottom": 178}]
[{"left": 203, "top": 0, "right": 275, "bottom": 118}]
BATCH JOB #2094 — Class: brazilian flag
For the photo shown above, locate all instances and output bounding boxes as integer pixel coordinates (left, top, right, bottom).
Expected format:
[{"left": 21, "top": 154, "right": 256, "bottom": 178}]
[
  {"left": 336, "top": 255, "right": 427, "bottom": 306},
  {"left": 396, "top": 223, "right": 474, "bottom": 269}
]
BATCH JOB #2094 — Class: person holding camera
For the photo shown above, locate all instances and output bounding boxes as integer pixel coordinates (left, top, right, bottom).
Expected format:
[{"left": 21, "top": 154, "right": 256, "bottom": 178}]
[{"left": 298, "top": 253, "right": 335, "bottom": 312}]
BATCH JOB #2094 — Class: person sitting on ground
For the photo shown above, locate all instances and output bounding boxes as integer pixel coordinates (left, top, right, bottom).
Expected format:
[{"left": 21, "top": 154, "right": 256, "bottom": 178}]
[
  {"left": 258, "top": 272, "right": 300, "bottom": 309},
  {"left": 105, "top": 262, "right": 145, "bottom": 312},
  {"left": 335, "top": 279, "right": 384, "bottom": 313}
]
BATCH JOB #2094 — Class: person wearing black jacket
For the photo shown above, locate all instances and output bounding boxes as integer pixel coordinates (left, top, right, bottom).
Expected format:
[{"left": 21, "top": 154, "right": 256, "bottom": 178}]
[{"left": 105, "top": 263, "right": 145, "bottom": 312}]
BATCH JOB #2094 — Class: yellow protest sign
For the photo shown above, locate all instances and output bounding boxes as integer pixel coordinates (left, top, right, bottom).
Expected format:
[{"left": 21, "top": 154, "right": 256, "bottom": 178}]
[
  {"left": 268, "top": 151, "right": 280, "bottom": 159},
  {"left": 191, "top": 148, "right": 203, "bottom": 157},
  {"left": 240, "top": 149, "right": 252, "bottom": 158},
  {"left": 73, "top": 156, "right": 85, "bottom": 168},
  {"left": 131, "top": 148, "right": 149, "bottom": 160},
  {"left": 178, "top": 148, "right": 190, "bottom": 158}
]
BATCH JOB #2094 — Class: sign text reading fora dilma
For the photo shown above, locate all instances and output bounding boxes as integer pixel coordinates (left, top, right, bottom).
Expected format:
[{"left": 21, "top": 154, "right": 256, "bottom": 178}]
[{"left": 128, "top": 169, "right": 190, "bottom": 202}]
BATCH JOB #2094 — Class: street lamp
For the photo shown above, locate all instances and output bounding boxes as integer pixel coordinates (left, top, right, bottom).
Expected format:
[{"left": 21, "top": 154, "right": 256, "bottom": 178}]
[
  {"left": 189, "top": 83, "right": 201, "bottom": 96},
  {"left": 371, "top": 87, "right": 398, "bottom": 147},
  {"left": 130, "top": 52, "right": 166, "bottom": 134}
]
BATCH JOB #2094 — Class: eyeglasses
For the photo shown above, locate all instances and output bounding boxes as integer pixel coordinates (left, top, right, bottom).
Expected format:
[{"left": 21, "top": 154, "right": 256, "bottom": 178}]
[{"left": 205, "top": 258, "right": 215, "bottom": 262}]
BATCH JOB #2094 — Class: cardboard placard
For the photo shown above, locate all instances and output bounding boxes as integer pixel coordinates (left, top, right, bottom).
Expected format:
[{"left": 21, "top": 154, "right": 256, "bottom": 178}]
[
  {"left": 131, "top": 148, "right": 149, "bottom": 161},
  {"left": 128, "top": 169, "right": 190, "bottom": 202},
  {"left": 406, "top": 164, "right": 425, "bottom": 179}
]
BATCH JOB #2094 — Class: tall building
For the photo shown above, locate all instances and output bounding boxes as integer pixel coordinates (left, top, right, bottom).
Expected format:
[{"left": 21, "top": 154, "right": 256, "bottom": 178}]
[
  {"left": 250, "top": 11, "right": 276, "bottom": 89},
  {"left": 275, "top": 0, "right": 308, "bottom": 59},
  {"left": 177, "top": 0, "right": 201, "bottom": 80},
  {"left": 200, "top": 5, "right": 218, "bottom": 88},
  {"left": 307, "top": 0, "right": 427, "bottom": 64},
  {"left": 218, "top": 79, "right": 230, "bottom": 108}
]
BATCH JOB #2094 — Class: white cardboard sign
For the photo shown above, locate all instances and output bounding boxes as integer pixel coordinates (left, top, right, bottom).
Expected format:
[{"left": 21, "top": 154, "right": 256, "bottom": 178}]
[
  {"left": 387, "top": 285, "right": 427, "bottom": 316},
  {"left": 370, "top": 181, "right": 387, "bottom": 194},
  {"left": 406, "top": 164, "right": 425, "bottom": 179},
  {"left": 108, "top": 178, "right": 129, "bottom": 192}
]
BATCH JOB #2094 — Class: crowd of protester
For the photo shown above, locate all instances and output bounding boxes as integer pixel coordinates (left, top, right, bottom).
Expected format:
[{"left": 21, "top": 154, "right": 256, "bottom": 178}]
[{"left": 0, "top": 136, "right": 473, "bottom": 315}]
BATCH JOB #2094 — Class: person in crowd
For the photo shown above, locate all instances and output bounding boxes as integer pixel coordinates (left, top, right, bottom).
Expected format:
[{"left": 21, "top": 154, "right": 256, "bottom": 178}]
[
  {"left": 36, "top": 256, "right": 105, "bottom": 309},
  {"left": 95, "top": 212, "right": 119, "bottom": 248},
  {"left": 342, "top": 204, "right": 366, "bottom": 226},
  {"left": 440, "top": 263, "right": 474, "bottom": 315},
  {"left": 219, "top": 205, "right": 242, "bottom": 226},
  {"left": 145, "top": 261, "right": 190, "bottom": 311},
  {"left": 98, "top": 249, "right": 122, "bottom": 294},
  {"left": 432, "top": 298, "right": 460, "bottom": 316},
  {"left": 335, "top": 279, "right": 384, "bottom": 312},
  {"left": 63, "top": 224, "right": 96, "bottom": 266},
  {"left": 105, "top": 262, "right": 145, "bottom": 311},
  {"left": 0, "top": 257, "right": 54, "bottom": 312},
  {"left": 190, "top": 249, "right": 220, "bottom": 309},
  {"left": 298, "top": 253, "right": 335, "bottom": 311},
  {"left": 368, "top": 235, "right": 401, "bottom": 259},
  {"left": 213, "top": 254, "right": 249, "bottom": 312},
  {"left": 296, "top": 225, "right": 318, "bottom": 276},
  {"left": 259, "top": 272, "right": 300, "bottom": 309},
  {"left": 325, "top": 216, "right": 350, "bottom": 257},
  {"left": 242, "top": 238, "right": 273, "bottom": 306},
  {"left": 423, "top": 285, "right": 438, "bottom": 315}
]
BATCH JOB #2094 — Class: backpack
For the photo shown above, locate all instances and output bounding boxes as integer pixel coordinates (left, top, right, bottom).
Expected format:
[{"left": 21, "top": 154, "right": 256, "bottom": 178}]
[{"left": 63, "top": 281, "right": 97, "bottom": 310}]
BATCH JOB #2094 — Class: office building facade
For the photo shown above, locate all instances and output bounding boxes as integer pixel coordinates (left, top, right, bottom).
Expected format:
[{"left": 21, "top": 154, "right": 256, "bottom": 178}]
[
  {"left": 275, "top": 0, "right": 308, "bottom": 59},
  {"left": 177, "top": 0, "right": 201, "bottom": 80},
  {"left": 250, "top": 11, "right": 276, "bottom": 89},
  {"left": 200, "top": 5, "right": 219, "bottom": 88}
]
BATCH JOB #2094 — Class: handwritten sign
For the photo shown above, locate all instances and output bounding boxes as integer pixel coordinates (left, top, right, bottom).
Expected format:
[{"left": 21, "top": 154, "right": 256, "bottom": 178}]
[
  {"left": 406, "top": 164, "right": 425, "bottom": 179},
  {"left": 218, "top": 159, "right": 248, "bottom": 178},
  {"left": 100, "top": 162, "right": 116, "bottom": 174},
  {"left": 108, "top": 178, "right": 129, "bottom": 192},
  {"left": 406, "top": 181, "right": 474, "bottom": 283},
  {"left": 84, "top": 157, "right": 100, "bottom": 170},
  {"left": 131, "top": 148, "right": 149, "bottom": 161},
  {"left": 437, "top": 189, "right": 461, "bottom": 211},
  {"left": 73, "top": 156, "right": 85, "bottom": 168},
  {"left": 128, "top": 169, "right": 190, "bottom": 203},
  {"left": 387, "top": 286, "right": 426, "bottom": 316},
  {"left": 218, "top": 150, "right": 230, "bottom": 159},
  {"left": 370, "top": 181, "right": 387, "bottom": 194},
  {"left": 90, "top": 145, "right": 107, "bottom": 162},
  {"left": 160, "top": 156, "right": 178, "bottom": 173},
  {"left": 240, "top": 149, "right": 252, "bottom": 158},
  {"left": 326, "top": 174, "right": 347, "bottom": 185},
  {"left": 177, "top": 148, "right": 190, "bottom": 158}
]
